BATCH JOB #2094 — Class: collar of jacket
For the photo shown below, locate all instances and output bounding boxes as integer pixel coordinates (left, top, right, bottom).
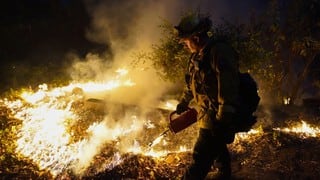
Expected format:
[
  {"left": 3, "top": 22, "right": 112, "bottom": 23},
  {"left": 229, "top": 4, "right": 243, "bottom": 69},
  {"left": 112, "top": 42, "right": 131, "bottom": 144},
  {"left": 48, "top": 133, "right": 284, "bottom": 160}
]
[{"left": 199, "top": 37, "right": 215, "bottom": 56}]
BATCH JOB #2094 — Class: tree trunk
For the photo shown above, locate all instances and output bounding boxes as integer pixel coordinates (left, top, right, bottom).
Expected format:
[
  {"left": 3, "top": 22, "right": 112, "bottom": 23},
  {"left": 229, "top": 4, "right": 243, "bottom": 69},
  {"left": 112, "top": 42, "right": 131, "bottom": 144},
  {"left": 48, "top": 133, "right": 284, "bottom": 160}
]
[{"left": 289, "top": 54, "right": 316, "bottom": 105}]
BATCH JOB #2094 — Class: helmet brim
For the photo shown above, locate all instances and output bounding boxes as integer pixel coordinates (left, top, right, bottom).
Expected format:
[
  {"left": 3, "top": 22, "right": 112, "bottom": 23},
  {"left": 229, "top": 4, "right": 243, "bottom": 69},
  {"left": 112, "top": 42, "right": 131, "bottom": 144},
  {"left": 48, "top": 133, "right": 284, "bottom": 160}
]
[{"left": 174, "top": 26, "right": 195, "bottom": 39}]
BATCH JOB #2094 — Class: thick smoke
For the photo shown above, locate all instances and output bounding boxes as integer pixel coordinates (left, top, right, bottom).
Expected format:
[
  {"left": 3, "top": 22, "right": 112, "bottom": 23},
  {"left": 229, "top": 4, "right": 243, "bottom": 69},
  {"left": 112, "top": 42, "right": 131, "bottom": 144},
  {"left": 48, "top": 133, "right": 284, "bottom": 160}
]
[{"left": 69, "top": 1, "right": 177, "bottom": 107}]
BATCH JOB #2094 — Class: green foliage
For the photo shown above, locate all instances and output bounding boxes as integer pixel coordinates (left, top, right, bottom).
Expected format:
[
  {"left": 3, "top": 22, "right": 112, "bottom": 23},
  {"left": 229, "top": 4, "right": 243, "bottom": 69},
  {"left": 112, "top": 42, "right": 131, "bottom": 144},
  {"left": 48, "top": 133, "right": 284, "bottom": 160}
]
[
  {"left": 132, "top": 17, "right": 277, "bottom": 99},
  {"left": 292, "top": 37, "right": 320, "bottom": 57},
  {"left": 274, "top": 0, "right": 320, "bottom": 104},
  {"left": 151, "top": 20, "right": 191, "bottom": 82},
  {"left": 234, "top": 0, "right": 320, "bottom": 105},
  {"left": 132, "top": 20, "right": 190, "bottom": 83}
]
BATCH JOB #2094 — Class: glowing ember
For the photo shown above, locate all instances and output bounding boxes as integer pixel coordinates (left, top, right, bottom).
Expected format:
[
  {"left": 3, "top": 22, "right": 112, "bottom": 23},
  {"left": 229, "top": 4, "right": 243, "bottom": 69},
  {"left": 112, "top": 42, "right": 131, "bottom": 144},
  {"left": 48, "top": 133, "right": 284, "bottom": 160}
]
[
  {"left": 235, "top": 129, "right": 263, "bottom": 140},
  {"left": 232, "top": 128, "right": 264, "bottom": 145},
  {"left": 283, "top": 97, "right": 291, "bottom": 105},
  {"left": 273, "top": 121, "right": 320, "bottom": 138}
]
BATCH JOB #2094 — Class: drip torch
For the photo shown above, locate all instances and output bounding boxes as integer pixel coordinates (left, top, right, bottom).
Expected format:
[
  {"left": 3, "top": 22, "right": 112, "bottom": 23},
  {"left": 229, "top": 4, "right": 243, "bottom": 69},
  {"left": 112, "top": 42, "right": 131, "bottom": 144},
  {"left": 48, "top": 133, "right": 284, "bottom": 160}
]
[{"left": 148, "top": 108, "right": 198, "bottom": 147}]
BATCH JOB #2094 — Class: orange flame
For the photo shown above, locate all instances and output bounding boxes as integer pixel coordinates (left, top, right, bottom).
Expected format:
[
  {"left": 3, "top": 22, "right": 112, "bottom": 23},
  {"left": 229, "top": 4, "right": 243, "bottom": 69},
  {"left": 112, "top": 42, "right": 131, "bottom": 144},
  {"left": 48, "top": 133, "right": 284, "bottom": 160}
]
[{"left": 273, "top": 121, "right": 320, "bottom": 138}]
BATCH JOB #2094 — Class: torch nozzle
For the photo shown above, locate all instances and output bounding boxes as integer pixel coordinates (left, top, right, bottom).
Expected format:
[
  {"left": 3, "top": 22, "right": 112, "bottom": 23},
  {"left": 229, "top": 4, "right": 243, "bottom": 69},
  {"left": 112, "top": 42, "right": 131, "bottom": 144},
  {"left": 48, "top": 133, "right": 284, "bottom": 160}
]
[
  {"left": 159, "top": 129, "right": 170, "bottom": 137},
  {"left": 148, "top": 129, "right": 170, "bottom": 147}
]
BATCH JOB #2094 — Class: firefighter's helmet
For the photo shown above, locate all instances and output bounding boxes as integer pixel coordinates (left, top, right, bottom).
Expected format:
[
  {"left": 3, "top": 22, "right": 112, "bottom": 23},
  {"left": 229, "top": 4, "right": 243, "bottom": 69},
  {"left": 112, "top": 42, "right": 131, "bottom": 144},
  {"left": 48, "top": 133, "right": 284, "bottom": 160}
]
[{"left": 174, "top": 13, "right": 212, "bottom": 38}]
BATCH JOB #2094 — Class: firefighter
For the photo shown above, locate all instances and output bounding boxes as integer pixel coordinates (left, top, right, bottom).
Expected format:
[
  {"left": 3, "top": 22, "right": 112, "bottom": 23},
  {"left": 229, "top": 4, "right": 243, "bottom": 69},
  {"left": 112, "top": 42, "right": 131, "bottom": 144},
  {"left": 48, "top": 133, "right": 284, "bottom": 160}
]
[{"left": 174, "top": 13, "right": 240, "bottom": 180}]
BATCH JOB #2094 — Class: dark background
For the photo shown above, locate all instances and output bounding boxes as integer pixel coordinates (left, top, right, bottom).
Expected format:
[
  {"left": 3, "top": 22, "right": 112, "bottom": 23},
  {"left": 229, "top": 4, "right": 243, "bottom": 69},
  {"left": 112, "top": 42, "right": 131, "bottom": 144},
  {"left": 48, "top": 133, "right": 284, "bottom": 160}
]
[{"left": 0, "top": 0, "right": 106, "bottom": 92}]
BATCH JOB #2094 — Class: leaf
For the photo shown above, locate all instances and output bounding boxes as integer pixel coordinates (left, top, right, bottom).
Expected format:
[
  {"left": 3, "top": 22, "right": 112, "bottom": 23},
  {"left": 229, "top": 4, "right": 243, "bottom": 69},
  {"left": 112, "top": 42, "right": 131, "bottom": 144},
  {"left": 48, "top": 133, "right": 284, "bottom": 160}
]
[
  {"left": 300, "top": 49, "right": 307, "bottom": 56},
  {"left": 279, "top": 35, "right": 286, "bottom": 41}
]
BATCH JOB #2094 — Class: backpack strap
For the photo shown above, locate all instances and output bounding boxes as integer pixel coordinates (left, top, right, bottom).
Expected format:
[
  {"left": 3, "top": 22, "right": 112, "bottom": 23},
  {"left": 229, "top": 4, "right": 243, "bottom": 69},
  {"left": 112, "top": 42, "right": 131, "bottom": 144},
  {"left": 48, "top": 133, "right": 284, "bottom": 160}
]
[{"left": 200, "top": 38, "right": 219, "bottom": 111}]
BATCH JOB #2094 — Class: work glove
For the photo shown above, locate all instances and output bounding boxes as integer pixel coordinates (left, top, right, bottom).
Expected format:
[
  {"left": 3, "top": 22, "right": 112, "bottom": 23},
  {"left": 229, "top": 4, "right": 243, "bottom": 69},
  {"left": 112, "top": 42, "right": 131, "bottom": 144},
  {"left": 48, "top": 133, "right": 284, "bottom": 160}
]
[
  {"left": 176, "top": 101, "right": 189, "bottom": 115},
  {"left": 215, "top": 111, "right": 235, "bottom": 125}
]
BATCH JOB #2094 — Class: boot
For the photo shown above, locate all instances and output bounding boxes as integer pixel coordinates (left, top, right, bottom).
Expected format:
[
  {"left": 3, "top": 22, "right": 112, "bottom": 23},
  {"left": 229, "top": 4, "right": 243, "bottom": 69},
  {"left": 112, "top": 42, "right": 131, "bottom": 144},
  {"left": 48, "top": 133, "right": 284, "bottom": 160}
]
[
  {"left": 206, "top": 153, "right": 231, "bottom": 180},
  {"left": 205, "top": 166, "right": 231, "bottom": 180}
]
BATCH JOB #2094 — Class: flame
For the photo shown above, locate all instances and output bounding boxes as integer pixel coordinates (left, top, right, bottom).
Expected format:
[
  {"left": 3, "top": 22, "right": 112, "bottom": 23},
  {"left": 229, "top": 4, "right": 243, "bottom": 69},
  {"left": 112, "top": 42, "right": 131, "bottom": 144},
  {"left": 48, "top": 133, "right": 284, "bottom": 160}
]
[
  {"left": 115, "top": 68, "right": 129, "bottom": 76},
  {"left": 273, "top": 121, "right": 320, "bottom": 138},
  {"left": 149, "top": 133, "right": 166, "bottom": 148},
  {"left": 283, "top": 97, "right": 291, "bottom": 105},
  {"left": 5, "top": 67, "right": 319, "bottom": 177},
  {"left": 1, "top": 68, "right": 144, "bottom": 176},
  {"left": 235, "top": 129, "right": 263, "bottom": 140},
  {"left": 1, "top": 68, "right": 193, "bottom": 177},
  {"left": 6, "top": 95, "right": 83, "bottom": 176},
  {"left": 157, "top": 99, "right": 178, "bottom": 111},
  {"left": 231, "top": 128, "right": 264, "bottom": 146}
]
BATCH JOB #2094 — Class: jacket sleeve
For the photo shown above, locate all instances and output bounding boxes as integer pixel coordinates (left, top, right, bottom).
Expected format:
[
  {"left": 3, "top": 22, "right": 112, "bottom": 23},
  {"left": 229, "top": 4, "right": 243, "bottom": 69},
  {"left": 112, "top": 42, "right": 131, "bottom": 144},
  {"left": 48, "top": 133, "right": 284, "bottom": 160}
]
[
  {"left": 179, "top": 75, "right": 194, "bottom": 105},
  {"left": 212, "top": 42, "right": 239, "bottom": 116}
]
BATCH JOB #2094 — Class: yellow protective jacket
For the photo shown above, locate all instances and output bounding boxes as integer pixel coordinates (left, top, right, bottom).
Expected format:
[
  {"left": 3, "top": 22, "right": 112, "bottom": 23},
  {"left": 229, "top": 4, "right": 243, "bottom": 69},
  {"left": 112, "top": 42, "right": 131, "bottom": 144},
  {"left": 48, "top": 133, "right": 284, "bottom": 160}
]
[{"left": 180, "top": 38, "right": 240, "bottom": 129}]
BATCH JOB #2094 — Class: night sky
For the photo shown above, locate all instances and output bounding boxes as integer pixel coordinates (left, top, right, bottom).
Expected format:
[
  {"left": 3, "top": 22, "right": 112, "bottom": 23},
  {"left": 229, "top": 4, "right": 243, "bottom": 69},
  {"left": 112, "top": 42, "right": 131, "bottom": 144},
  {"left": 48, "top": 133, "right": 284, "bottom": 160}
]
[
  {"left": 0, "top": 0, "right": 268, "bottom": 62},
  {"left": 0, "top": 0, "right": 105, "bottom": 64}
]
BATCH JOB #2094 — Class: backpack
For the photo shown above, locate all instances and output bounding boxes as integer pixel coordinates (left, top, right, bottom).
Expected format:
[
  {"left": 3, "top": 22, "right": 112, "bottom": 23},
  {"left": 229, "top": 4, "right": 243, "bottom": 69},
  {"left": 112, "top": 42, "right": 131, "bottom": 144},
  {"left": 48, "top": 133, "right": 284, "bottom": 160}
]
[{"left": 234, "top": 72, "right": 260, "bottom": 132}]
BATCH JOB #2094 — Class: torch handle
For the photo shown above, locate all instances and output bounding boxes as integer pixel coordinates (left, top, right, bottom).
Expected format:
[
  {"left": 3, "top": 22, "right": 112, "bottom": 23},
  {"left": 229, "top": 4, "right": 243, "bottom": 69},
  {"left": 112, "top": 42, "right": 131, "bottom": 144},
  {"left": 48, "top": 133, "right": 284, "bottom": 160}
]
[
  {"left": 169, "top": 107, "right": 191, "bottom": 122},
  {"left": 168, "top": 108, "right": 198, "bottom": 134}
]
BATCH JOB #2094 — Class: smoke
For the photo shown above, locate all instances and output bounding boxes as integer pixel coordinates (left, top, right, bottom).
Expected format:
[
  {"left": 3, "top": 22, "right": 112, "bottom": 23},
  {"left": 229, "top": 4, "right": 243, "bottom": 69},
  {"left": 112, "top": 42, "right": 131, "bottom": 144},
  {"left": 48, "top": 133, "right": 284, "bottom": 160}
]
[
  {"left": 73, "top": 112, "right": 146, "bottom": 174},
  {"left": 67, "top": 0, "right": 266, "bottom": 173},
  {"left": 69, "top": 0, "right": 257, "bottom": 104}
]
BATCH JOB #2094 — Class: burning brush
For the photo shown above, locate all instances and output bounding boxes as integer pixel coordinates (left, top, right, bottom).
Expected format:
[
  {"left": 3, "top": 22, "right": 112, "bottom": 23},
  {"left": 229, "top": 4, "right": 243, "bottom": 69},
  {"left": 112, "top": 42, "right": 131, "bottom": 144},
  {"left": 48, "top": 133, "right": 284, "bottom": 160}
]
[
  {"left": 148, "top": 108, "right": 198, "bottom": 148},
  {"left": 1, "top": 67, "right": 320, "bottom": 178},
  {"left": 0, "top": 68, "right": 197, "bottom": 178}
]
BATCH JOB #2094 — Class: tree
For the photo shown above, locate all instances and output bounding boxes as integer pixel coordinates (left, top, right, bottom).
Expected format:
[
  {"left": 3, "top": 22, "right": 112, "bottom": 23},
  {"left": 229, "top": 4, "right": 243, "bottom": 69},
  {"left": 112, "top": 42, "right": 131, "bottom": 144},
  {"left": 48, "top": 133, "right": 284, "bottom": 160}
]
[
  {"left": 284, "top": 0, "right": 320, "bottom": 104},
  {"left": 260, "top": 0, "right": 320, "bottom": 105},
  {"left": 240, "top": 0, "right": 320, "bottom": 105},
  {"left": 150, "top": 20, "right": 191, "bottom": 83}
]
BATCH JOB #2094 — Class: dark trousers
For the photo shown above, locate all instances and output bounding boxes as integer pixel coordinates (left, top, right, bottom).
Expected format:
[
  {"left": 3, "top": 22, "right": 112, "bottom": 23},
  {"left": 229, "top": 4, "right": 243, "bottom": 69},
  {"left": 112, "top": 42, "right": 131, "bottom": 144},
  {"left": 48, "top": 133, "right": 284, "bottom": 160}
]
[{"left": 183, "top": 128, "right": 231, "bottom": 180}]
